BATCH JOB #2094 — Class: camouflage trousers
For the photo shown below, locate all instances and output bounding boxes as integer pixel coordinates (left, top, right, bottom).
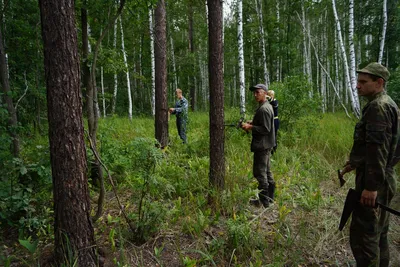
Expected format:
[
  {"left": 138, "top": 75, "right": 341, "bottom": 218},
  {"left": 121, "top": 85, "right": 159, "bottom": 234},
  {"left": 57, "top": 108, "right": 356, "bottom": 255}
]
[
  {"left": 253, "top": 149, "right": 275, "bottom": 204},
  {"left": 176, "top": 117, "right": 187, "bottom": 144},
  {"left": 350, "top": 167, "right": 396, "bottom": 267}
]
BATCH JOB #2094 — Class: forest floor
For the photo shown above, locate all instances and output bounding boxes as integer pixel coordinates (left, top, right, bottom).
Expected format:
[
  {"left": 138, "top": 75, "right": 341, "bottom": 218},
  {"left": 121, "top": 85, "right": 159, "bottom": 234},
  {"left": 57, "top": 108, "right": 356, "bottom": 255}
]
[
  {"left": 2, "top": 113, "right": 400, "bottom": 266},
  {"left": 95, "top": 173, "right": 400, "bottom": 267}
]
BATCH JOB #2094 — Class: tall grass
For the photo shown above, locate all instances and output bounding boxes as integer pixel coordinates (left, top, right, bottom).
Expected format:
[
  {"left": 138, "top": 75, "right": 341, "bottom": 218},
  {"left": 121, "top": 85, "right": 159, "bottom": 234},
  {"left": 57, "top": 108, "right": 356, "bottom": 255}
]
[{"left": 92, "top": 110, "right": 362, "bottom": 266}]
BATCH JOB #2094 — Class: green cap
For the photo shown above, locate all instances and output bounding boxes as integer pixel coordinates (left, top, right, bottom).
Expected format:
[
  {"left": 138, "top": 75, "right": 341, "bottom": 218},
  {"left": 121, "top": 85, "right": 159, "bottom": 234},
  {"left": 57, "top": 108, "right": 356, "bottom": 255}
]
[{"left": 356, "top": 62, "right": 390, "bottom": 81}]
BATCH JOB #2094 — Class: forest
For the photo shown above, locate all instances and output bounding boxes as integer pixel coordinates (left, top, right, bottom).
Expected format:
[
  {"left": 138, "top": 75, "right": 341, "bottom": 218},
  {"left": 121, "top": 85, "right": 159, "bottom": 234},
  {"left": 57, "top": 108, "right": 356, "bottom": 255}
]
[{"left": 1, "top": 0, "right": 400, "bottom": 266}]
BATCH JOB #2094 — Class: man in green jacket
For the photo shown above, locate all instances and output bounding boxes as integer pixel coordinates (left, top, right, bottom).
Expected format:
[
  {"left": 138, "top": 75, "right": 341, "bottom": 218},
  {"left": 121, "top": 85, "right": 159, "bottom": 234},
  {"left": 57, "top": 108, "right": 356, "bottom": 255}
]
[
  {"left": 242, "top": 84, "right": 276, "bottom": 208},
  {"left": 340, "top": 62, "right": 399, "bottom": 266}
]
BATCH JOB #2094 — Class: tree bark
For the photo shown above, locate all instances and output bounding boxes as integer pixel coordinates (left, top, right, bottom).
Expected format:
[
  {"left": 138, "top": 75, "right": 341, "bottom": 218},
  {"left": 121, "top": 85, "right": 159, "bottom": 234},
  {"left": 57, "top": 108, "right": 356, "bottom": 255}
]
[
  {"left": 154, "top": 0, "right": 169, "bottom": 148},
  {"left": 255, "top": 0, "right": 269, "bottom": 87},
  {"left": 332, "top": 0, "right": 360, "bottom": 117},
  {"left": 111, "top": 14, "right": 118, "bottom": 115},
  {"left": 378, "top": 0, "right": 387, "bottom": 64},
  {"left": 349, "top": 0, "right": 357, "bottom": 97},
  {"left": 119, "top": 16, "right": 133, "bottom": 120},
  {"left": 188, "top": 0, "right": 196, "bottom": 111},
  {"left": 39, "top": 0, "right": 97, "bottom": 265},
  {"left": 237, "top": 0, "right": 246, "bottom": 116},
  {"left": 149, "top": 8, "right": 156, "bottom": 116},
  {"left": 207, "top": 0, "right": 225, "bottom": 192},
  {"left": 0, "top": 24, "right": 19, "bottom": 157}
]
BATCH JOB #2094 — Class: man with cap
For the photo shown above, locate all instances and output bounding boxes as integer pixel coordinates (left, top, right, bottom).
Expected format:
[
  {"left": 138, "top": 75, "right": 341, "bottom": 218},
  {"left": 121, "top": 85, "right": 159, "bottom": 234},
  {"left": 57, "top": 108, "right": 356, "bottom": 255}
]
[
  {"left": 241, "top": 84, "right": 276, "bottom": 208},
  {"left": 340, "top": 62, "right": 400, "bottom": 266}
]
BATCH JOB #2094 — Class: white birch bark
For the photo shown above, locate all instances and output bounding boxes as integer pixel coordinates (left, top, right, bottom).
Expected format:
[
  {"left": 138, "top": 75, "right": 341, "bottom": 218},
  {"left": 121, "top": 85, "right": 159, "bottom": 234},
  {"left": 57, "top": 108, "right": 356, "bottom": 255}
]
[
  {"left": 119, "top": 16, "right": 132, "bottom": 120},
  {"left": 149, "top": 8, "right": 156, "bottom": 116},
  {"left": 255, "top": 0, "right": 269, "bottom": 87},
  {"left": 349, "top": 0, "right": 357, "bottom": 97},
  {"left": 112, "top": 18, "right": 118, "bottom": 114},
  {"left": 170, "top": 36, "right": 178, "bottom": 90},
  {"left": 378, "top": 0, "right": 387, "bottom": 64},
  {"left": 332, "top": 0, "right": 360, "bottom": 117},
  {"left": 296, "top": 11, "right": 351, "bottom": 117},
  {"left": 101, "top": 66, "right": 106, "bottom": 117},
  {"left": 237, "top": 0, "right": 246, "bottom": 115},
  {"left": 302, "top": 1, "right": 312, "bottom": 85}
]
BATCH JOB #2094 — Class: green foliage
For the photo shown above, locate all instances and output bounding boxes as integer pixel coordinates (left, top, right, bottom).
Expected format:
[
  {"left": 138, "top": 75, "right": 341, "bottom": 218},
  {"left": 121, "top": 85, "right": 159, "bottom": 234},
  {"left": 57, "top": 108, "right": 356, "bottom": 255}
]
[
  {"left": 18, "top": 237, "right": 38, "bottom": 254},
  {"left": 270, "top": 75, "right": 321, "bottom": 132},
  {"left": 387, "top": 67, "right": 400, "bottom": 105}
]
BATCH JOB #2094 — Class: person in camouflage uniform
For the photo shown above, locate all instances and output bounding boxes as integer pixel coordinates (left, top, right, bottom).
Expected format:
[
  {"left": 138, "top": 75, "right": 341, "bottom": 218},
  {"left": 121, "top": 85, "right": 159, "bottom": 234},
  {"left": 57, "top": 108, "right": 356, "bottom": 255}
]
[
  {"left": 169, "top": 88, "right": 189, "bottom": 144},
  {"left": 340, "top": 62, "right": 399, "bottom": 266},
  {"left": 242, "top": 84, "right": 276, "bottom": 208}
]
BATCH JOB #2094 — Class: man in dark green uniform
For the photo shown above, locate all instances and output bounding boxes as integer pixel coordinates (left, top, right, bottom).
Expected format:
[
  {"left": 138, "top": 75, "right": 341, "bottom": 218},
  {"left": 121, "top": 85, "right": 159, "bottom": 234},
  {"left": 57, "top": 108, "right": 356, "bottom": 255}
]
[
  {"left": 340, "top": 62, "right": 399, "bottom": 266},
  {"left": 242, "top": 84, "right": 276, "bottom": 208}
]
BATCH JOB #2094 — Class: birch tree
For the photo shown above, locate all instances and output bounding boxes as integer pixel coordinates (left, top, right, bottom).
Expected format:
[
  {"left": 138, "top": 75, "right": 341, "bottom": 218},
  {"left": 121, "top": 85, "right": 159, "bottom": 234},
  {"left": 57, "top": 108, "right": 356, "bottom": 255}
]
[
  {"left": 378, "top": 0, "right": 387, "bottom": 64},
  {"left": 237, "top": 0, "right": 246, "bottom": 116},
  {"left": 111, "top": 16, "right": 118, "bottom": 115},
  {"left": 332, "top": 0, "right": 360, "bottom": 117},
  {"left": 349, "top": 0, "right": 357, "bottom": 96},
  {"left": 255, "top": 0, "right": 269, "bottom": 87},
  {"left": 149, "top": 7, "right": 156, "bottom": 116},
  {"left": 119, "top": 16, "right": 133, "bottom": 120}
]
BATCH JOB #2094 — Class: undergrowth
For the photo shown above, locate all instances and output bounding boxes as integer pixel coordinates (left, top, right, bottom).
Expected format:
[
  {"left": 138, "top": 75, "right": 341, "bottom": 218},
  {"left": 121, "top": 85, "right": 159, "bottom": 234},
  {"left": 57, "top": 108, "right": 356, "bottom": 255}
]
[{"left": 2, "top": 110, "right": 391, "bottom": 266}]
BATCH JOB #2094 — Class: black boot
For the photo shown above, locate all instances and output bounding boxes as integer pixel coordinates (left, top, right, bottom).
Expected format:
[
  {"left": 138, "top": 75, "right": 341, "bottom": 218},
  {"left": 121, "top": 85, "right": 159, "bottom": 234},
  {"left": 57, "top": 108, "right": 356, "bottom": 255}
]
[
  {"left": 267, "top": 184, "right": 275, "bottom": 203},
  {"left": 259, "top": 190, "right": 270, "bottom": 208}
]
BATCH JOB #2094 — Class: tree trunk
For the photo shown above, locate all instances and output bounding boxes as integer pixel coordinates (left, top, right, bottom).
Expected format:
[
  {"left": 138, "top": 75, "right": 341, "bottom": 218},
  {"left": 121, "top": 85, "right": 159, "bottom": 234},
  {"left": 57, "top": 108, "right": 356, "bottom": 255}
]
[
  {"left": 170, "top": 36, "right": 178, "bottom": 90},
  {"left": 111, "top": 15, "right": 118, "bottom": 115},
  {"left": 237, "top": 0, "right": 246, "bottom": 116},
  {"left": 154, "top": 0, "right": 169, "bottom": 148},
  {"left": 0, "top": 25, "right": 19, "bottom": 157},
  {"left": 349, "top": 0, "right": 357, "bottom": 97},
  {"left": 39, "top": 0, "right": 97, "bottom": 265},
  {"left": 255, "top": 0, "right": 269, "bottom": 87},
  {"left": 119, "top": 16, "right": 133, "bottom": 120},
  {"left": 332, "top": 0, "right": 360, "bottom": 117},
  {"left": 378, "top": 0, "right": 387, "bottom": 64},
  {"left": 101, "top": 66, "right": 106, "bottom": 117},
  {"left": 149, "top": 8, "right": 156, "bottom": 116},
  {"left": 188, "top": 1, "right": 196, "bottom": 111},
  {"left": 207, "top": 0, "right": 225, "bottom": 192}
]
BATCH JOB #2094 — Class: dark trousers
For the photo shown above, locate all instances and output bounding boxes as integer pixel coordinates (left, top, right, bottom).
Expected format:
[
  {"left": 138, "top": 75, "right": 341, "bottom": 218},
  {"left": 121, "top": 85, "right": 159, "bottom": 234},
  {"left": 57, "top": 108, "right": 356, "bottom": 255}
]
[
  {"left": 253, "top": 149, "right": 274, "bottom": 203},
  {"left": 176, "top": 117, "right": 187, "bottom": 143},
  {"left": 350, "top": 167, "right": 396, "bottom": 267}
]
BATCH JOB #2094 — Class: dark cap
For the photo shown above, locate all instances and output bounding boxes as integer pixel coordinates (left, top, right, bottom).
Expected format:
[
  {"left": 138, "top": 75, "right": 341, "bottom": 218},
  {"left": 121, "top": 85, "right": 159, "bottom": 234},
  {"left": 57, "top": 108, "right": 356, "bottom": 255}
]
[
  {"left": 249, "top": 84, "right": 267, "bottom": 92},
  {"left": 356, "top": 62, "right": 390, "bottom": 81}
]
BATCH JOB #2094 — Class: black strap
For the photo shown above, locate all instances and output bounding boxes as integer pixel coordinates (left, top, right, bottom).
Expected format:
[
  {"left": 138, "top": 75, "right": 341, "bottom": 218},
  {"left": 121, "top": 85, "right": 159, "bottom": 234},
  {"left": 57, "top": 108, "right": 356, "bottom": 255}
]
[{"left": 377, "top": 202, "right": 400, "bottom": 217}]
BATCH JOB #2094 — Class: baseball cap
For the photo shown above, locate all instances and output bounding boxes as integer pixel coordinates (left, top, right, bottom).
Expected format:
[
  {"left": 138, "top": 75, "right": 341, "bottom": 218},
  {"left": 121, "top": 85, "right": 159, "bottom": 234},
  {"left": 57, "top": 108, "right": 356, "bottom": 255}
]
[
  {"left": 249, "top": 84, "right": 267, "bottom": 92},
  {"left": 356, "top": 62, "right": 390, "bottom": 81}
]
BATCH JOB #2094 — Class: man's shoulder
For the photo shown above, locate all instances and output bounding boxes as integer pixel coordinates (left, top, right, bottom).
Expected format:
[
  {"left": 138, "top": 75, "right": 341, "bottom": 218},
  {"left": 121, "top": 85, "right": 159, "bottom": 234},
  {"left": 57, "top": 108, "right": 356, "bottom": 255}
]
[{"left": 369, "top": 94, "right": 398, "bottom": 111}]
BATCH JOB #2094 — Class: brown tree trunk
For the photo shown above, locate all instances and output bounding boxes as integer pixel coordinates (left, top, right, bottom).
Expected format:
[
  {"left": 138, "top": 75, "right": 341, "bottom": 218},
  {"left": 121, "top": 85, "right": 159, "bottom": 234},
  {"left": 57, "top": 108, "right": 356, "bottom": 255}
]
[
  {"left": 0, "top": 26, "right": 19, "bottom": 157},
  {"left": 154, "top": 0, "right": 169, "bottom": 148},
  {"left": 207, "top": 0, "right": 225, "bottom": 191},
  {"left": 39, "top": 0, "right": 97, "bottom": 265}
]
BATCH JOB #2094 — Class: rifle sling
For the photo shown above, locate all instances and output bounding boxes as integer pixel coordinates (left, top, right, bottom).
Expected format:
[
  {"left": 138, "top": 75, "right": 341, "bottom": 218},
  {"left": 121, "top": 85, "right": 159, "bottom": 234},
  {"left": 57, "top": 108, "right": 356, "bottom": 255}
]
[{"left": 377, "top": 202, "right": 400, "bottom": 217}]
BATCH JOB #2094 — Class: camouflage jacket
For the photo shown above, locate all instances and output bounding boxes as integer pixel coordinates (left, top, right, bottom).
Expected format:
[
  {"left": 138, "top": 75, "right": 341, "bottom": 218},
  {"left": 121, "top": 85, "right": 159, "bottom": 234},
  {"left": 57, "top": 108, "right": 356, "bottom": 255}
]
[
  {"left": 251, "top": 100, "right": 275, "bottom": 152},
  {"left": 349, "top": 91, "right": 400, "bottom": 191},
  {"left": 172, "top": 97, "right": 188, "bottom": 120}
]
